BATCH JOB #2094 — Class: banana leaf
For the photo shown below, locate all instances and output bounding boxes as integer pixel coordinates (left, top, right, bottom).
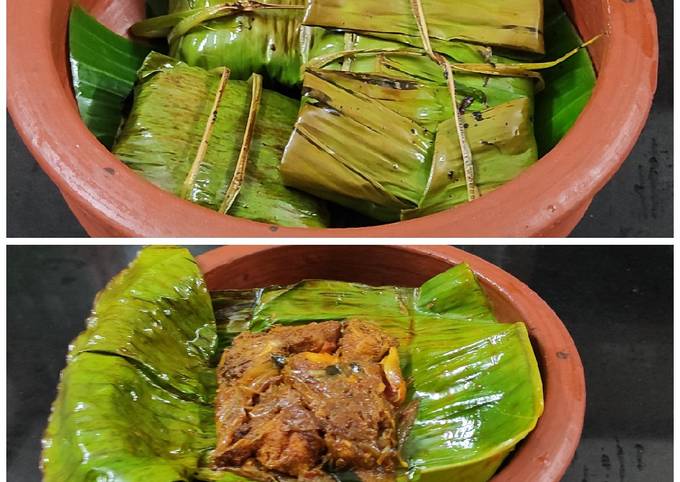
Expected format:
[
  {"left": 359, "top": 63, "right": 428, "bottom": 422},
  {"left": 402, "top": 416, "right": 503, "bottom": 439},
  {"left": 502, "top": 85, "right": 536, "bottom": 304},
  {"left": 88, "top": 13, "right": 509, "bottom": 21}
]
[
  {"left": 133, "top": 0, "right": 543, "bottom": 81},
  {"left": 534, "top": 0, "right": 597, "bottom": 155},
  {"left": 303, "top": 0, "right": 544, "bottom": 54},
  {"left": 67, "top": 245, "right": 218, "bottom": 402},
  {"left": 403, "top": 97, "right": 537, "bottom": 219},
  {"left": 280, "top": 69, "right": 537, "bottom": 221},
  {"left": 405, "top": 319, "right": 543, "bottom": 482},
  {"left": 113, "top": 52, "right": 329, "bottom": 227},
  {"left": 41, "top": 247, "right": 218, "bottom": 481},
  {"left": 132, "top": 0, "right": 309, "bottom": 88},
  {"left": 43, "top": 248, "right": 542, "bottom": 482},
  {"left": 69, "top": 6, "right": 151, "bottom": 148}
]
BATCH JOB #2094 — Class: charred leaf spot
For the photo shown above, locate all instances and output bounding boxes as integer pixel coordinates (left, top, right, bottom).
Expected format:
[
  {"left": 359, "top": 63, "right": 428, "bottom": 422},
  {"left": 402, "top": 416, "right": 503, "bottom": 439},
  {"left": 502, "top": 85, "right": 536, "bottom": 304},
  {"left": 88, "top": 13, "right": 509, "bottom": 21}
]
[{"left": 459, "top": 96, "right": 474, "bottom": 115}]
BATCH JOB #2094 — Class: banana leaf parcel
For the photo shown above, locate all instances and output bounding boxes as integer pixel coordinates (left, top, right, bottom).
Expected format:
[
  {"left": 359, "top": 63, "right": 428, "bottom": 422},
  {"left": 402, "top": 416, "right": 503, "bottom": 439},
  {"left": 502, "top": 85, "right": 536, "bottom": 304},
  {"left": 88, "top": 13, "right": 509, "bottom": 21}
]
[
  {"left": 68, "top": 0, "right": 596, "bottom": 226},
  {"left": 132, "top": 0, "right": 544, "bottom": 81},
  {"left": 43, "top": 247, "right": 543, "bottom": 482},
  {"left": 280, "top": 69, "right": 537, "bottom": 221},
  {"left": 132, "top": 0, "right": 546, "bottom": 221},
  {"left": 112, "top": 52, "right": 329, "bottom": 228}
]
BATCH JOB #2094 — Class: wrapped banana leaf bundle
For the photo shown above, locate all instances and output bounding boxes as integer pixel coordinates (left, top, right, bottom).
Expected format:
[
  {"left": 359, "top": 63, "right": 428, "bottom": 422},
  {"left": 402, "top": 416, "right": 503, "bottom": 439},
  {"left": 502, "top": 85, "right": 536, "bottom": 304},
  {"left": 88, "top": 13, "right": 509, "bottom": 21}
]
[
  {"left": 70, "top": 0, "right": 595, "bottom": 226},
  {"left": 112, "top": 52, "right": 329, "bottom": 228},
  {"left": 129, "top": 0, "right": 549, "bottom": 221},
  {"left": 42, "top": 247, "right": 543, "bottom": 482}
]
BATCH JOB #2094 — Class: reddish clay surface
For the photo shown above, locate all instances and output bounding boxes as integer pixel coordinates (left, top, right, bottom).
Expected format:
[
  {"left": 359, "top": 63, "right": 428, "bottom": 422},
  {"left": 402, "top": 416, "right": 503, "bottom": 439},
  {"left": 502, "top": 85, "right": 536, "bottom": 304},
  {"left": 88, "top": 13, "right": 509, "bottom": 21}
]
[
  {"left": 8, "top": 1, "right": 658, "bottom": 237},
  {"left": 196, "top": 245, "right": 586, "bottom": 481}
]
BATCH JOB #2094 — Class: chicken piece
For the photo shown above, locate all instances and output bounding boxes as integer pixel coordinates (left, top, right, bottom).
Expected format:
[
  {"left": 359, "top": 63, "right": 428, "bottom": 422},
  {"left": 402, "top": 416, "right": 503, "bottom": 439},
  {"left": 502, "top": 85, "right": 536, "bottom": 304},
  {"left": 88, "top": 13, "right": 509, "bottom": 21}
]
[
  {"left": 257, "top": 428, "right": 324, "bottom": 476},
  {"left": 218, "top": 322, "right": 341, "bottom": 382},
  {"left": 283, "top": 352, "right": 399, "bottom": 472},
  {"left": 217, "top": 383, "right": 325, "bottom": 477},
  {"left": 269, "top": 321, "right": 341, "bottom": 354},
  {"left": 215, "top": 386, "right": 252, "bottom": 466},
  {"left": 338, "top": 320, "right": 397, "bottom": 362},
  {"left": 215, "top": 320, "right": 402, "bottom": 481},
  {"left": 218, "top": 331, "right": 285, "bottom": 383}
]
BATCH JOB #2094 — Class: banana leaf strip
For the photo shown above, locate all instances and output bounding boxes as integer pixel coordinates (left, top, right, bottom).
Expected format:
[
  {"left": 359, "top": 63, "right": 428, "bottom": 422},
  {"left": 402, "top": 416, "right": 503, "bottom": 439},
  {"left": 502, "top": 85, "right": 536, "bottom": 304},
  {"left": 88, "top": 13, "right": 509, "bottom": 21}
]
[
  {"left": 69, "top": 6, "right": 151, "bottom": 148},
  {"left": 534, "top": 0, "right": 597, "bottom": 155},
  {"left": 112, "top": 52, "right": 329, "bottom": 227}
]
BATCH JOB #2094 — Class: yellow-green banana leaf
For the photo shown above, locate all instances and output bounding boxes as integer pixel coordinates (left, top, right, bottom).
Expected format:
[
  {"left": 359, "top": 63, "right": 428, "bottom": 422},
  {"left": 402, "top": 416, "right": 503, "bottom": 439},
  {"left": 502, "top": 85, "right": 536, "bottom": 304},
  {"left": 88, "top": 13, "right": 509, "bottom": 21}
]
[
  {"left": 112, "top": 52, "right": 329, "bottom": 227},
  {"left": 303, "top": 0, "right": 544, "bottom": 54},
  {"left": 280, "top": 69, "right": 537, "bottom": 221}
]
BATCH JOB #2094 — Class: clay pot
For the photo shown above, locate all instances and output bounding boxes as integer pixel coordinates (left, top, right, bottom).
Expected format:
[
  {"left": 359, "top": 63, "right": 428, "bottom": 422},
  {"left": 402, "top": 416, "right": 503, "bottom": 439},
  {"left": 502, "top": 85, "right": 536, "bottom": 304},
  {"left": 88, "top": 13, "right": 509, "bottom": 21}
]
[
  {"left": 8, "top": 1, "right": 657, "bottom": 237},
  {"left": 197, "top": 245, "right": 585, "bottom": 481}
]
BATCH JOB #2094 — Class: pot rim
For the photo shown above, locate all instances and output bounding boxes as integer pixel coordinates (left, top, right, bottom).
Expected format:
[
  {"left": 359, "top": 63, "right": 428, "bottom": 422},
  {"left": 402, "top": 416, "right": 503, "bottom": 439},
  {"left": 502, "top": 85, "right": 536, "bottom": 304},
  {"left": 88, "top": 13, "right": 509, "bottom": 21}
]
[
  {"left": 196, "top": 245, "right": 586, "bottom": 482},
  {"left": 8, "top": 0, "right": 657, "bottom": 237}
]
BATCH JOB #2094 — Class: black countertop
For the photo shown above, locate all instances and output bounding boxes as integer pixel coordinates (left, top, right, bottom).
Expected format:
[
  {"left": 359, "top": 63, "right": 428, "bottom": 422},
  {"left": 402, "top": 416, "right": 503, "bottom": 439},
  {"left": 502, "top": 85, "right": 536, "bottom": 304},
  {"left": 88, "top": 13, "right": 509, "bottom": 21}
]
[
  {"left": 7, "top": 246, "right": 672, "bottom": 481},
  {"left": 6, "top": 0, "right": 673, "bottom": 238}
]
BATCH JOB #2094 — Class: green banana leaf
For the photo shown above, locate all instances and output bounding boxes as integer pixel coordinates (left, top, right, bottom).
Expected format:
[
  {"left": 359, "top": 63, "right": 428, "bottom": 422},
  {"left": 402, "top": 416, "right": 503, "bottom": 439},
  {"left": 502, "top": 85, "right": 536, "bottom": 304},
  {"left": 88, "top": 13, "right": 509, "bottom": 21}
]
[
  {"left": 171, "top": 0, "right": 307, "bottom": 88},
  {"left": 112, "top": 52, "right": 329, "bottom": 227},
  {"left": 406, "top": 319, "right": 543, "bottom": 482},
  {"left": 43, "top": 249, "right": 542, "bottom": 482},
  {"left": 42, "top": 247, "right": 218, "bottom": 482},
  {"left": 534, "top": 0, "right": 597, "bottom": 155},
  {"left": 67, "top": 245, "right": 217, "bottom": 402},
  {"left": 134, "top": 0, "right": 543, "bottom": 74},
  {"left": 69, "top": 6, "right": 151, "bottom": 148},
  {"left": 72, "top": 1, "right": 596, "bottom": 227}
]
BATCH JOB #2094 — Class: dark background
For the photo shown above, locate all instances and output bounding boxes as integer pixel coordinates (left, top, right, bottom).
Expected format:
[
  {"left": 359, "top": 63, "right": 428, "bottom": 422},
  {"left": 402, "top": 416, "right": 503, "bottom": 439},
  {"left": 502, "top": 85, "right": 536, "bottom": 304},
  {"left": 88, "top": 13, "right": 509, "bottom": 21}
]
[
  {"left": 5, "top": 0, "right": 673, "bottom": 237},
  {"left": 7, "top": 245, "right": 673, "bottom": 481}
]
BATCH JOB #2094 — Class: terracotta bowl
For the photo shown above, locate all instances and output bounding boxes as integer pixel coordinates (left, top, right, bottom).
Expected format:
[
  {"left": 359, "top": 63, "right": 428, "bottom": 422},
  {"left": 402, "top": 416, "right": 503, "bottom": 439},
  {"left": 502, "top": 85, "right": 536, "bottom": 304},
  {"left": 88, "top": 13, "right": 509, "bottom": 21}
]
[
  {"left": 197, "top": 245, "right": 585, "bottom": 481},
  {"left": 8, "top": 1, "right": 657, "bottom": 237}
]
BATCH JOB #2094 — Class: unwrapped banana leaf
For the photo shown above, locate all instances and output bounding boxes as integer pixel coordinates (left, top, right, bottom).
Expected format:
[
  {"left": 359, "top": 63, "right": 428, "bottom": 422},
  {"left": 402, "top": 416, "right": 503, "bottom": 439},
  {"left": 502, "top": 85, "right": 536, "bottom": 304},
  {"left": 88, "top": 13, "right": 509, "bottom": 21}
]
[
  {"left": 112, "top": 52, "right": 329, "bottom": 227},
  {"left": 42, "top": 248, "right": 543, "bottom": 482},
  {"left": 41, "top": 247, "right": 218, "bottom": 481},
  {"left": 209, "top": 262, "right": 543, "bottom": 481}
]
